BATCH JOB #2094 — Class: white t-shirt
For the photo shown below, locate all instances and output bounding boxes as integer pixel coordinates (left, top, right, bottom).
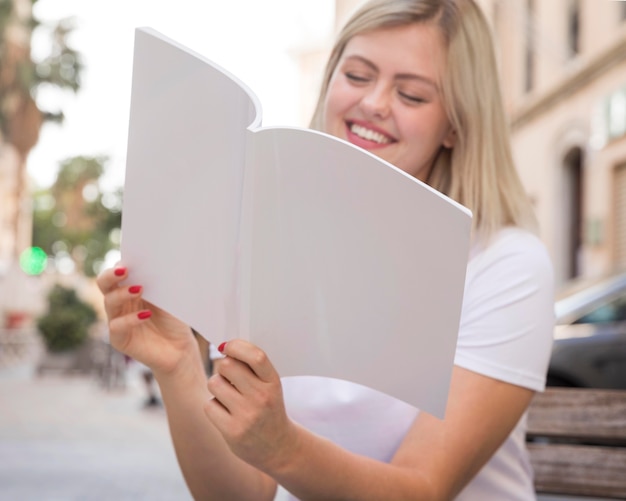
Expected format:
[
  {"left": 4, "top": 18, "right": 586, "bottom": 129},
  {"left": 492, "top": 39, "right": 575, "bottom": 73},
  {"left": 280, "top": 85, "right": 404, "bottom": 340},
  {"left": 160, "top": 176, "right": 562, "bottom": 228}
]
[{"left": 279, "top": 227, "right": 555, "bottom": 501}]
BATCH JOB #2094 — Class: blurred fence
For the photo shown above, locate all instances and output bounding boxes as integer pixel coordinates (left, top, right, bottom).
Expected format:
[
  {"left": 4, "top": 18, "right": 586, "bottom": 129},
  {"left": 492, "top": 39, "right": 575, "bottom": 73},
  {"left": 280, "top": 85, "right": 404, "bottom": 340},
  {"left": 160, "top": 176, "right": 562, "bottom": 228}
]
[
  {"left": 0, "top": 325, "right": 128, "bottom": 390},
  {"left": 0, "top": 328, "right": 45, "bottom": 369}
]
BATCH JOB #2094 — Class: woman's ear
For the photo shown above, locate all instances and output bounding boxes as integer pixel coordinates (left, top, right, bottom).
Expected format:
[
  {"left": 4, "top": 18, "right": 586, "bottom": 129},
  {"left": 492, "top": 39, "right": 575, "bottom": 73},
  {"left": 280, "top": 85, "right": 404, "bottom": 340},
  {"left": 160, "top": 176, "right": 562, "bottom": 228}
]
[{"left": 443, "top": 127, "right": 457, "bottom": 149}]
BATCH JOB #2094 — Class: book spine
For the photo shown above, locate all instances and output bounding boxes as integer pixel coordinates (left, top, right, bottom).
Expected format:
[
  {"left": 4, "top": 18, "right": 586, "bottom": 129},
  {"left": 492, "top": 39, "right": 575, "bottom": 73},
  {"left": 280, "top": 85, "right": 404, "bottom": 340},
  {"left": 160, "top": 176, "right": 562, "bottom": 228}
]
[{"left": 235, "top": 128, "right": 259, "bottom": 341}]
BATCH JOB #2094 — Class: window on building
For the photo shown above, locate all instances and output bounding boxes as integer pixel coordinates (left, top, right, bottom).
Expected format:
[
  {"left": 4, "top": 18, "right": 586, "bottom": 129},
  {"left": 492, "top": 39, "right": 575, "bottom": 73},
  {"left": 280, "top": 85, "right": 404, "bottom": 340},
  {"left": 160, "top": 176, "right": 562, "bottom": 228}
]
[
  {"left": 563, "top": 147, "right": 583, "bottom": 280},
  {"left": 609, "top": 89, "right": 626, "bottom": 140},
  {"left": 592, "top": 88, "right": 626, "bottom": 148},
  {"left": 616, "top": 164, "right": 626, "bottom": 270},
  {"left": 524, "top": 0, "right": 535, "bottom": 93},
  {"left": 567, "top": 0, "right": 580, "bottom": 58}
]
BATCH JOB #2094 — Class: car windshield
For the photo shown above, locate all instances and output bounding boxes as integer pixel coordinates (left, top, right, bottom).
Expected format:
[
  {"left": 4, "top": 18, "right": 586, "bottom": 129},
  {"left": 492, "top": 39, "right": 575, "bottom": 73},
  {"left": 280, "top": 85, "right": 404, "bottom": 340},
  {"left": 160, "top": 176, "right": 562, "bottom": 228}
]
[
  {"left": 555, "top": 271, "right": 626, "bottom": 325},
  {"left": 574, "top": 294, "right": 626, "bottom": 324}
]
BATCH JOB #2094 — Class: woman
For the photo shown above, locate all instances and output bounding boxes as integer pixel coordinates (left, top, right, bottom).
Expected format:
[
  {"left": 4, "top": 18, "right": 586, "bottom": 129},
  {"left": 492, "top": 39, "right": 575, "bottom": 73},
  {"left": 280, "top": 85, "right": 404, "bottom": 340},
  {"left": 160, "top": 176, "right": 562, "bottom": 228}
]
[{"left": 98, "top": 0, "right": 555, "bottom": 499}]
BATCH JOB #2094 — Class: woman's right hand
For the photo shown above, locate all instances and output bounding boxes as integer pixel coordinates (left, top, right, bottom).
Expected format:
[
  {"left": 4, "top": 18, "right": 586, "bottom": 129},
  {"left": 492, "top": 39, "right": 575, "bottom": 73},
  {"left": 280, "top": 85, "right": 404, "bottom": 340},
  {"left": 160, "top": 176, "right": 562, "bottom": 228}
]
[{"left": 96, "top": 265, "right": 198, "bottom": 377}]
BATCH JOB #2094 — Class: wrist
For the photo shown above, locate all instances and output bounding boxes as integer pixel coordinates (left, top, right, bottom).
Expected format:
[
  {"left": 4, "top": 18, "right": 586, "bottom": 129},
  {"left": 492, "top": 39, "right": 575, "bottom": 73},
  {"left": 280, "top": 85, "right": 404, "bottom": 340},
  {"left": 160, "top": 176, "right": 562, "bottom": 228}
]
[
  {"left": 153, "top": 330, "right": 208, "bottom": 386},
  {"left": 261, "top": 420, "right": 307, "bottom": 478}
]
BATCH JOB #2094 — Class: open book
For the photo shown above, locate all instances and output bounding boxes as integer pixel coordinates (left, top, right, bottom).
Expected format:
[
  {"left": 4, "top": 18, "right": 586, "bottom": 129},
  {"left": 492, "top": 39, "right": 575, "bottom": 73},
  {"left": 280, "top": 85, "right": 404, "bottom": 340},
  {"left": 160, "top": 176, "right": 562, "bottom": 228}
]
[{"left": 121, "top": 28, "right": 472, "bottom": 417}]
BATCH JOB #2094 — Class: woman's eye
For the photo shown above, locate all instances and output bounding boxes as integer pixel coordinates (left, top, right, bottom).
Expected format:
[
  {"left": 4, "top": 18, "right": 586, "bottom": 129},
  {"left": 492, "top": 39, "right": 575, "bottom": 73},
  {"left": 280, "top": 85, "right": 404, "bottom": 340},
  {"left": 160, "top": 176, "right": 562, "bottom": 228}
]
[
  {"left": 345, "top": 72, "right": 370, "bottom": 83},
  {"left": 398, "top": 91, "right": 426, "bottom": 104}
]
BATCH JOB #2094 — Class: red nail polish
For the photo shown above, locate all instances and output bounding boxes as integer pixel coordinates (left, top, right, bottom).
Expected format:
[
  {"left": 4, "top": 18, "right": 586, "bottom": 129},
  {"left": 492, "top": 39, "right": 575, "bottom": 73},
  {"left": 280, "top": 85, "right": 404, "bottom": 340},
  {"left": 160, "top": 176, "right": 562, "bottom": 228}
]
[
  {"left": 218, "top": 342, "right": 227, "bottom": 353},
  {"left": 137, "top": 310, "right": 152, "bottom": 320},
  {"left": 129, "top": 285, "right": 142, "bottom": 294},
  {"left": 114, "top": 267, "right": 127, "bottom": 277}
]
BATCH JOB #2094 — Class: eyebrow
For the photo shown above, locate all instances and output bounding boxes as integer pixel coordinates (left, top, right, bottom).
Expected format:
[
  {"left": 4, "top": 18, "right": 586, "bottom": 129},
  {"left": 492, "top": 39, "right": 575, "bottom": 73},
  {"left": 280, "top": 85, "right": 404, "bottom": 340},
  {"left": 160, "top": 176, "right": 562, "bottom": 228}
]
[{"left": 343, "top": 55, "right": 438, "bottom": 89}]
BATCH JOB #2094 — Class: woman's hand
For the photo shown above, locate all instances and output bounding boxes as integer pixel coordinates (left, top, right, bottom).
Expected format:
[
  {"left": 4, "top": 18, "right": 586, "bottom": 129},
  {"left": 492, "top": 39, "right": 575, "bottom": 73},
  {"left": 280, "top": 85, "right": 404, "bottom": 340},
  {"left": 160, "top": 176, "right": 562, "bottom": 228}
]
[
  {"left": 205, "top": 339, "right": 300, "bottom": 474},
  {"left": 96, "top": 266, "right": 197, "bottom": 377}
]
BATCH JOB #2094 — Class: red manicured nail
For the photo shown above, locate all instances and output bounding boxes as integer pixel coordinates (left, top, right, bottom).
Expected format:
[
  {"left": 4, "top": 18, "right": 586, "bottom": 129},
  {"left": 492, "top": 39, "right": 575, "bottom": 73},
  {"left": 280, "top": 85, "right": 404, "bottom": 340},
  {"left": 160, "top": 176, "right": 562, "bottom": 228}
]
[
  {"left": 114, "top": 267, "right": 127, "bottom": 276},
  {"left": 137, "top": 310, "right": 152, "bottom": 320},
  {"left": 128, "top": 285, "right": 142, "bottom": 294},
  {"left": 218, "top": 342, "right": 227, "bottom": 353}
]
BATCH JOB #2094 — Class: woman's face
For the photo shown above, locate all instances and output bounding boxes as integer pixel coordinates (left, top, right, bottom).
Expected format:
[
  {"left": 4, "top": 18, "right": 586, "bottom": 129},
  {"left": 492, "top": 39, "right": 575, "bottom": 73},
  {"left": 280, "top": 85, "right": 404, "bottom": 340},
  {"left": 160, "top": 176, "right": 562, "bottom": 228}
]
[{"left": 323, "top": 23, "right": 455, "bottom": 182}]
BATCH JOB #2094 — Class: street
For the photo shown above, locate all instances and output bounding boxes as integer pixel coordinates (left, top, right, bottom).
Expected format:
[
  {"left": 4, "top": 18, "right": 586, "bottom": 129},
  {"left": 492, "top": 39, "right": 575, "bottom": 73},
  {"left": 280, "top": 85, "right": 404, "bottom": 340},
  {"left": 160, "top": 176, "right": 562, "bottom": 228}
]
[{"left": 0, "top": 364, "right": 192, "bottom": 501}]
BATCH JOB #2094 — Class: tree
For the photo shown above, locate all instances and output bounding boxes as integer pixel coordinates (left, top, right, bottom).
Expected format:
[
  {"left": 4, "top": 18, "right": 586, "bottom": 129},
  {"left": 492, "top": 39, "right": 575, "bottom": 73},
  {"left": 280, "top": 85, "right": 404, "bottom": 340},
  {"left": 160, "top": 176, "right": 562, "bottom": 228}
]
[
  {"left": 0, "top": 0, "right": 82, "bottom": 258},
  {"left": 32, "top": 155, "right": 122, "bottom": 277},
  {"left": 37, "top": 284, "right": 97, "bottom": 352}
]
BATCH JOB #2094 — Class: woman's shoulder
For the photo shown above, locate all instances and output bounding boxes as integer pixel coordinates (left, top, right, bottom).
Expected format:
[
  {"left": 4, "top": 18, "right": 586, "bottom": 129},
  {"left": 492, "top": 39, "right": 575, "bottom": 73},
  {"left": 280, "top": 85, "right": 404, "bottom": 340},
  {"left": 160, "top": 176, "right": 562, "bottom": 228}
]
[
  {"left": 471, "top": 226, "right": 551, "bottom": 265},
  {"left": 467, "top": 226, "right": 554, "bottom": 284},
  {"left": 458, "top": 226, "right": 556, "bottom": 391}
]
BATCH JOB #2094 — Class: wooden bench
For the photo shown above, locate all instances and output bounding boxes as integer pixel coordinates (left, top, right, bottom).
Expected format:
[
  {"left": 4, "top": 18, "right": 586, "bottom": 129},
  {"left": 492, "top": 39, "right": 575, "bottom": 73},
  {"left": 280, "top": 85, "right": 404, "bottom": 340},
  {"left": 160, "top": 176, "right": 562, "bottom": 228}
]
[{"left": 526, "top": 387, "right": 626, "bottom": 499}]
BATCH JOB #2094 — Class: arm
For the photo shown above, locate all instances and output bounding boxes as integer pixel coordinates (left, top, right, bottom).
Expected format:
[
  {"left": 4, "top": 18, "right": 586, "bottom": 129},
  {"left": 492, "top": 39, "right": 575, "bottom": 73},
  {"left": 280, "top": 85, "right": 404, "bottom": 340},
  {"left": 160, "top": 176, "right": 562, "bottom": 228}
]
[
  {"left": 156, "top": 353, "right": 277, "bottom": 501},
  {"left": 97, "top": 267, "right": 277, "bottom": 501},
  {"left": 209, "top": 341, "right": 532, "bottom": 500},
  {"left": 290, "top": 367, "right": 532, "bottom": 500}
]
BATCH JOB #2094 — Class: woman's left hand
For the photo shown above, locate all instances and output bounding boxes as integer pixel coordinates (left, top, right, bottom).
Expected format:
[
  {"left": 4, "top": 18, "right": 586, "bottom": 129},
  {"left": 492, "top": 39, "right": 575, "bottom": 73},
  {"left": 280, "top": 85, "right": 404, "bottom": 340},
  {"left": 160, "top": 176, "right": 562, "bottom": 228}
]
[{"left": 204, "top": 339, "right": 299, "bottom": 474}]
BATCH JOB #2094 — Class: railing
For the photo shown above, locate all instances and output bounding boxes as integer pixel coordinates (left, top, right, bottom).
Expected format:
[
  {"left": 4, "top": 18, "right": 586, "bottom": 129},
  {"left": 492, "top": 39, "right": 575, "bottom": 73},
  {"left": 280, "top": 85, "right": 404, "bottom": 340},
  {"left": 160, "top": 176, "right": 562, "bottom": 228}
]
[
  {"left": 90, "top": 339, "right": 128, "bottom": 390},
  {"left": 0, "top": 325, "right": 127, "bottom": 390},
  {"left": 0, "top": 327, "right": 45, "bottom": 369}
]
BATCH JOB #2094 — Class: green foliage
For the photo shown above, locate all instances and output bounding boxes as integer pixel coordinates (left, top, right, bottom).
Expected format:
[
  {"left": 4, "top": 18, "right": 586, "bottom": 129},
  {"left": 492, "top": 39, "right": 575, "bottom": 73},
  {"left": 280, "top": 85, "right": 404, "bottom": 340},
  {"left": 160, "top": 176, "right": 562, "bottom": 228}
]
[
  {"left": 53, "top": 155, "right": 104, "bottom": 191},
  {"left": 34, "top": 18, "right": 82, "bottom": 94},
  {"left": 0, "top": 3, "right": 82, "bottom": 138},
  {"left": 32, "top": 155, "right": 122, "bottom": 277},
  {"left": 37, "top": 284, "right": 97, "bottom": 353},
  {"left": 0, "top": 2, "right": 13, "bottom": 35}
]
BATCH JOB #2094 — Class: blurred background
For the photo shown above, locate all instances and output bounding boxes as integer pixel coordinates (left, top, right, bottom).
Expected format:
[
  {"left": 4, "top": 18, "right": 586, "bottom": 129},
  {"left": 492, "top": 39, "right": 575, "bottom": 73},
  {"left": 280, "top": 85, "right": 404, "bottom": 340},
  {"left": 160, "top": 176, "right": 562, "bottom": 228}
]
[{"left": 0, "top": 0, "right": 625, "bottom": 499}]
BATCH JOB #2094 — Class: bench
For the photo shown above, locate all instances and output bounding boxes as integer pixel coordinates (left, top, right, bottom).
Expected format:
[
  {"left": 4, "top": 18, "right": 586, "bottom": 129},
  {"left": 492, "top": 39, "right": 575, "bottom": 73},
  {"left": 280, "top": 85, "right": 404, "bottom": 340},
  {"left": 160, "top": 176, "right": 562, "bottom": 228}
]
[{"left": 526, "top": 387, "right": 626, "bottom": 499}]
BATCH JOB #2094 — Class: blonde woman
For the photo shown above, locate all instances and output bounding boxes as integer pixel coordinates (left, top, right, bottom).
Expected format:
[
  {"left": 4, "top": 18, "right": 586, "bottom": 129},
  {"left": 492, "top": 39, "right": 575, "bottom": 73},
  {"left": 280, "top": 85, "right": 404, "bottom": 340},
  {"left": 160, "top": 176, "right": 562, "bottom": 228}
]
[{"left": 98, "top": 0, "right": 554, "bottom": 499}]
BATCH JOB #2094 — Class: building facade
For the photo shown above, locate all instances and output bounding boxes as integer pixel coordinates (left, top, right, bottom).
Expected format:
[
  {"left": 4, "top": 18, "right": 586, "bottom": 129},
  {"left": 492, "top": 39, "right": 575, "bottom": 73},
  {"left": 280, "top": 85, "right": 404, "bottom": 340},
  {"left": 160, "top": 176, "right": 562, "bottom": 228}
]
[
  {"left": 297, "top": 0, "right": 626, "bottom": 289},
  {"left": 484, "top": 0, "right": 626, "bottom": 286}
]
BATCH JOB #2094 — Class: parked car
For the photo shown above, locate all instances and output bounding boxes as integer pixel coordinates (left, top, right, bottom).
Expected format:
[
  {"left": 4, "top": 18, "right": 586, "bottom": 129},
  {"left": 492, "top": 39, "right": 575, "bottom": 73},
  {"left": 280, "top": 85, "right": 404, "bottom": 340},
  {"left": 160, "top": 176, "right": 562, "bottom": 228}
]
[{"left": 547, "top": 271, "right": 626, "bottom": 389}]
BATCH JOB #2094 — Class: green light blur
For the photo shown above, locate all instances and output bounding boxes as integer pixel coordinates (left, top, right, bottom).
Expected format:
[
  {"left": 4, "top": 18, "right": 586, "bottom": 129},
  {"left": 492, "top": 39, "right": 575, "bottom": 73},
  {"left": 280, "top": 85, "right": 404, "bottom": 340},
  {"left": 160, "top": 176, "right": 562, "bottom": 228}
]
[{"left": 19, "top": 247, "right": 48, "bottom": 275}]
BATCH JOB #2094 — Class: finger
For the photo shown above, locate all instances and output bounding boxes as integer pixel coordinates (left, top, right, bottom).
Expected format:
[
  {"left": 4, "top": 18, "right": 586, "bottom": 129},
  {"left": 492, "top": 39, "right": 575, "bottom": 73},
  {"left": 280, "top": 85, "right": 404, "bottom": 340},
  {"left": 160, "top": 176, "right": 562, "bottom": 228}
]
[
  {"left": 108, "top": 308, "right": 152, "bottom": 341},
  {"left": 206, "top": 373, "right": 243, "bottom": 412},
  {"left": 96, "top": 264, "right": 128, "bottom": 294},
  {"left": 203, "top": 395, "right": 232, "bottom": 432},
  {"left": 103, "top": 283, "right": 144, "bottom": 320},
  {"left": 220, "top": 339, "right": 278, "bottom": 383},
  {"left": 214, "top": 356, "right": 257, "bottom": 395}
]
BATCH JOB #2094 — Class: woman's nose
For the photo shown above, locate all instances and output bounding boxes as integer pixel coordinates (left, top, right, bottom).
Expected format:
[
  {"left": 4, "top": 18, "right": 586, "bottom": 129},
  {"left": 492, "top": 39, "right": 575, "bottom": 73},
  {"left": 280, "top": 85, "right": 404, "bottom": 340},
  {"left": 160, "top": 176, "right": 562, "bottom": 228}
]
[{"left": 360, "top": 85, "right": 392, "bottom": 119}]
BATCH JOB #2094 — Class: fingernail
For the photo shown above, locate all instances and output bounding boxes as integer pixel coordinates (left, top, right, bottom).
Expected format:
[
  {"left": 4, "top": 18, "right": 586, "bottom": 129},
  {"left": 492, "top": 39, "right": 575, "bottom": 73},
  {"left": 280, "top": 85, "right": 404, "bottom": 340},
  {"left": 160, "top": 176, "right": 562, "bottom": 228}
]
[
  {"left": 114, "top": 267, "right": 127, "bottom": 277},
  {"left": 128, "top": 285, "right": 142, "bottom": 294},
  {"left": 218, "top": 342, "right": 227, "bottom": 353},
  {"left": 137, "top": 310, "right": 152, "bottom": 320}
]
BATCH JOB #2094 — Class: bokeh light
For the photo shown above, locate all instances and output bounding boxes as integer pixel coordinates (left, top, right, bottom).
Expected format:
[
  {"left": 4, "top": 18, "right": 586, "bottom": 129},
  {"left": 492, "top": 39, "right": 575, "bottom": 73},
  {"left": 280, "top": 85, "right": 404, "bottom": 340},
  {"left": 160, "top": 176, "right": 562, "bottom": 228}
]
[{"left": 19, "top": 247, "right": 48, "bottom": 275}]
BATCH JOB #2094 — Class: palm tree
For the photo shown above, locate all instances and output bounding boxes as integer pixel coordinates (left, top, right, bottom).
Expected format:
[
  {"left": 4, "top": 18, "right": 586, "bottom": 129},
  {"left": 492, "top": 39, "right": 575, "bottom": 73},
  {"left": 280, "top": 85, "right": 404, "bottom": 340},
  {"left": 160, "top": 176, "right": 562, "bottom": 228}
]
[{"left": 0, "top": 0, "right": 82, "bottom": 259}]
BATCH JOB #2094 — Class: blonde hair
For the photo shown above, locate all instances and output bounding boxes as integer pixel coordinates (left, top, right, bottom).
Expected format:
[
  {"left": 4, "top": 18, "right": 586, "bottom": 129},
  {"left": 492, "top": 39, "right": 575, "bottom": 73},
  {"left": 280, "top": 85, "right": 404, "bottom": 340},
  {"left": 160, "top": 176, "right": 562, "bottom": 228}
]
[{"left": 310, "top": 0, "right": 537, "bottom": 238}]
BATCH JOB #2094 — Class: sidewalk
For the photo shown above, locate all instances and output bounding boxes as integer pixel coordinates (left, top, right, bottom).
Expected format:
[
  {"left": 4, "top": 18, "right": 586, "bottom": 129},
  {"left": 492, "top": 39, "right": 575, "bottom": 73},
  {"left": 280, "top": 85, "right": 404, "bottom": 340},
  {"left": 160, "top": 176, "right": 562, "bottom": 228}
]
[{"left": 0, "top": 364, "right": 192, "bottom": 500}]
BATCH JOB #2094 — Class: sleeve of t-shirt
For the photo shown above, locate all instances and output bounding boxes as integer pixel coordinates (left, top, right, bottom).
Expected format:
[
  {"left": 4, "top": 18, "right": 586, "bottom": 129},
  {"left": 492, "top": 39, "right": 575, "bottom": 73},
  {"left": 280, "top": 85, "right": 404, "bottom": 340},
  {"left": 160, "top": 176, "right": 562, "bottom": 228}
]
[{"left": 453, "top": 228, "right": 555, "bottom": 391}]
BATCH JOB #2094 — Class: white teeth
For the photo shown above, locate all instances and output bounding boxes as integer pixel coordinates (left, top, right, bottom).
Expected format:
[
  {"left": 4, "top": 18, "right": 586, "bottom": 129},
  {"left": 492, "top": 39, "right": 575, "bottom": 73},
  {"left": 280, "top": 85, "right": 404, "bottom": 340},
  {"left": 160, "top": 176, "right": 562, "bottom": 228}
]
[{"left": 350, "top": 123, "right": 391, "bottom": 144}]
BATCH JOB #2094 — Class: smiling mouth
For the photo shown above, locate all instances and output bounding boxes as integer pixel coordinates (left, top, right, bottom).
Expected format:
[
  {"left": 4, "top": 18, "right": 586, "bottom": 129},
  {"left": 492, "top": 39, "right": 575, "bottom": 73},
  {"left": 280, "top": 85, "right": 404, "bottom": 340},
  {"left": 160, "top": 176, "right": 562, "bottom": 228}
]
[{"left": 347, "top": 122, "right": 394, "bottom": 145}]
